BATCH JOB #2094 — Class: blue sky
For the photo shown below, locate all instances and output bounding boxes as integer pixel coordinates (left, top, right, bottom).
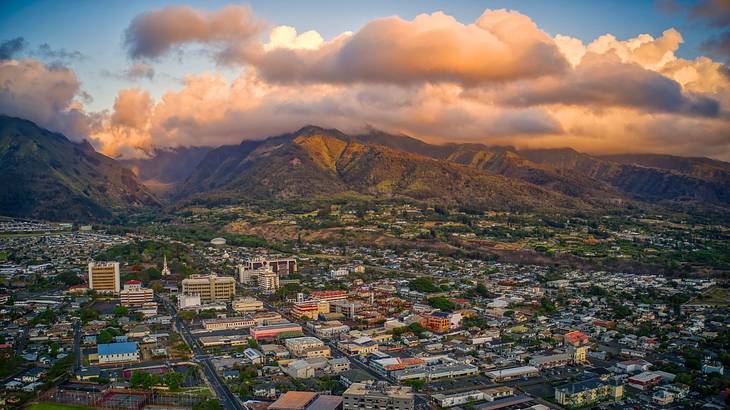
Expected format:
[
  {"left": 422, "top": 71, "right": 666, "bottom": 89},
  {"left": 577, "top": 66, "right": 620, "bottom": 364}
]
[{"left": 0, "top": 0, "right": 720, "bottom": 111}]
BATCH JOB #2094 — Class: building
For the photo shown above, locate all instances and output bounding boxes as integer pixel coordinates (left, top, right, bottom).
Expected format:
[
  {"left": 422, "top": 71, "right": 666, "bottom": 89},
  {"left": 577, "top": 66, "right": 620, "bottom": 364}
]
[
  {"left": 269, "top": 391, "right": 342, "bottom": 410},
  {"left": 178, "top": 294, "right": 201, "bottom": 309},
  {"left": 257, "top": 268, "right": 280, "bottom": 292},
  {"left": 202, "top": 317, "right": 256, "bottom": 331},
  {"left": 343, "top": 382, "right": 414, "bottom": 410},
  {"left": 199, "top": 334, "right": 249, "bottom": 348},
  {"left": 563, "top": 330, "right": 590, "bottom": 347},
  {"left": 88, "top": 261, "right": 120, "bottom": 293},
  {"left": 250, "top": 322, "right": 303, "bottom": 340},
  {"left": 529, "top": 352, "right": 573, "bottom": 369},
  {"left": 285, "top": 337, "right": 331, "bottom": 358},
  {"left": 627, "top": 371, "right": 663, "bottom": 390},
  {"left": 485, "top": 366, "right": 539, "bottom": 382},
  {"left": 337, "top": 337, "right": 379, "bottom": 355},
  {"left": 292, "top": 300, "right": 330, "bottom": 320},
  {"left": 555, "top": 378, "right": 624, "bottom": 407},
  {"left": 119, "top": 280, "right": 154, "bottom": 307},
  {"left": 233, "top": 297, "right": 264, "bottom": 312},
  {"left": 181, "top": 274, "right": 236, "bottom": 302},
  {"left": 240, "top": 256, "right": 297, "bottom": 276},
  {"left": 310, "top": 290, "right": 348, "bottom": 302},
  {"left": 97, "top": 342, "right": 139, "bottom": 364},
  {"left": 425, "top": 312, "right": 451, "bottom": 333},
  {"left": 161, "top": 254, "right": 171, "bottom": 276},
  {"left": 431, "top": 386, "right": 514, "bottom": 408}
]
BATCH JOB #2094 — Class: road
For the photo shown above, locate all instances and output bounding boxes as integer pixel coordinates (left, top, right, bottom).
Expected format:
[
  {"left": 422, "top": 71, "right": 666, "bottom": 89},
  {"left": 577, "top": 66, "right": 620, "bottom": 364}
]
[{"left": 161, "top": 296, "right": 244, "bottom": 410}]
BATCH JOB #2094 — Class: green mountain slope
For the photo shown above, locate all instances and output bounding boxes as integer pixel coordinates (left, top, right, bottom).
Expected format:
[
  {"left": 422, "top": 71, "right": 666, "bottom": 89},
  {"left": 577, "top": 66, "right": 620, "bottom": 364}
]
[{"left": 0, "top": 116, "right": 160, "bottom": 220}]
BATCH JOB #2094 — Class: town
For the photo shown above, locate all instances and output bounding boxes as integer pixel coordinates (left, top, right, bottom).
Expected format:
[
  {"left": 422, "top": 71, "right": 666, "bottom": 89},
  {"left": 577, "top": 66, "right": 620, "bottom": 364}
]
[{"left": 0, "top": 214, "right": 728, "bottom": 410}]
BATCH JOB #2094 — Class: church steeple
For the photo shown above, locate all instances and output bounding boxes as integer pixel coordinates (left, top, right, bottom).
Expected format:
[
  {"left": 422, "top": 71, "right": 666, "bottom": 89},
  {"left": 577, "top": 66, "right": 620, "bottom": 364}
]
[{"left": 161, "top": 254, "right": 171, "bottom": 276}]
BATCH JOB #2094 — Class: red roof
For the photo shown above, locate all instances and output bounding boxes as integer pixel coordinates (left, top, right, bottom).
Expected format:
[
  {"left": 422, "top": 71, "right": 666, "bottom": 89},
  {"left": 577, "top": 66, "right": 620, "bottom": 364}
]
[{"left": 125, "top": 280, "right": 142, "bottom": 285}]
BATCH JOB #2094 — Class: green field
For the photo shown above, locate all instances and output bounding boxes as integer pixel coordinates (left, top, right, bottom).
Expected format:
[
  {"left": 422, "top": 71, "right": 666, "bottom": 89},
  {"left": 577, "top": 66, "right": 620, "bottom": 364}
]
[{"left": 28, "top": 403, "right": 93, "bottom": 410}]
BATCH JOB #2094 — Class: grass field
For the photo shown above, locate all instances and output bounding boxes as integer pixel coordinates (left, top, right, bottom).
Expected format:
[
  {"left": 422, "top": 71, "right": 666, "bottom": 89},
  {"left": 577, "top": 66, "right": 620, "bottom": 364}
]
[{"left": 28, "top": 403, "right": 93, "bottom": 410}]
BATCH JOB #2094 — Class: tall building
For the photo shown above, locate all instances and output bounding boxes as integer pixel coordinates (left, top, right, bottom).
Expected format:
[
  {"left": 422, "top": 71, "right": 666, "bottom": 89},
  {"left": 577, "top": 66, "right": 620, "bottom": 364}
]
[
  {"left": 88, "top": 261, "right": 120, "bottom": 293},
  {"left": 239, "top": 256, "right": 297, "bottom": 277},
  {"left": 161, "top": 254, "right": 171, "bottom": 276},
  {"left": 181, "top": 274, "right": 236, "bottom": 302},
  {"left": 119, "top": 280, "right": 154, "bottom": 307},
  {"left": 258, "top": 268, "right": 280, "bottom": 292},
  {"left": 343, "top": 382, "right": 414, "bottom": 410}
]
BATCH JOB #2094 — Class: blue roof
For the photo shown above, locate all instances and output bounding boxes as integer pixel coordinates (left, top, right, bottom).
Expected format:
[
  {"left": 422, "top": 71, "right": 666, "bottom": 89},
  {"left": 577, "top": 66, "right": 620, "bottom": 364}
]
[{"left": 98, "top": 342, "right": 138, "bottom": 355}]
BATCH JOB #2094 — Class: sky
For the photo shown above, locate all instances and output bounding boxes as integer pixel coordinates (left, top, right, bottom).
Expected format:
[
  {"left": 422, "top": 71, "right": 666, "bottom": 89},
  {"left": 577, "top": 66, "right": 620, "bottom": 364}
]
[{"left": 1, "top": 0, "right": 729, "bottom": 160}]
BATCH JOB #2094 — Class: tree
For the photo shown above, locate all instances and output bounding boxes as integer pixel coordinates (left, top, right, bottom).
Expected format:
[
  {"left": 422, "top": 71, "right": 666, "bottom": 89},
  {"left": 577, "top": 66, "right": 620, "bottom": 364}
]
[
  {"left": 193, "top": 399, "right": 224, "bottom": 410},
  {"left": 57, "top": 271, "right": 84, "bottom": 286},
  {"left": 163, "top": 371, "right": 184, "bottom": 391},
  {"left": 131, "top": 371, "right": 161, "bottom": 389},
  {"left": 403, "top": 379, "right": 425, "bottom": 391},
  {"left": 409, "top": 277, "right": 439, "bottom": 293},
  {"left": 475, "top": 283, "right": 490, "bottom": 297},
  {"left": 428, "top": 296, "right": 456, "bottom": 312},
  {"left": 113, "top": 305, "right": 129, "bottom": 317}
]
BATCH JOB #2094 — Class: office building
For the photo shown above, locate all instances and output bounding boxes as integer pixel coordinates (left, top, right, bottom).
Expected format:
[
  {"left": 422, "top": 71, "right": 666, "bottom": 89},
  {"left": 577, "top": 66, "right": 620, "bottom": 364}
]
[
  {"left": 88, "top": 261, "right": 120, "bottom": 293},
  {"left": 240, "top": 256, "right": 297, "bottom": 276},
  {"left": 343, "top": 382, "right": 414, "bottom": 410},
  {"left": 119, "top": 280, "right": 154, "bottom": 307},
  {"left": 181, "top": 274, "right": 236, "bottom": 302}
]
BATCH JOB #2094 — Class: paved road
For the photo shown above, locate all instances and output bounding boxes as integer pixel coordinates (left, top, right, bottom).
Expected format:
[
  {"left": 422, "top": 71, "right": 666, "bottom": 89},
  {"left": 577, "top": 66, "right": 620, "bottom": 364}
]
[{"left": 161, "top": 296, "right": 244, "bottom": 410}]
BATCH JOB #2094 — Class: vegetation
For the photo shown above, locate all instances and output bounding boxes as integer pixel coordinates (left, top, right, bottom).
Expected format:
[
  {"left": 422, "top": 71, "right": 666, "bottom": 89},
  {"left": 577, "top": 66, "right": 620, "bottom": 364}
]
[{"left": 409, "top": 277, "right": 440, "bottom": 293}]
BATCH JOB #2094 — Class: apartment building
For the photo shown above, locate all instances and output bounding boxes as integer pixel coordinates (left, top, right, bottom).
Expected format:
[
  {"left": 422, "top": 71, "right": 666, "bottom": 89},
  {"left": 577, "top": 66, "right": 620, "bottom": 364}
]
[
  {"left": 257, "top": 268, "right": 280, "bottom": 292},
  {"left": 88, "top": 261, "right": 120, "bottom": 293},
  {"left": 181, "top": 274, "right": 236, "bottom": 302},
  {"left": 555, "top": 378, "right": 624, "bottom": 407},
  {"left": 119, "top": 280, "right": 154, "bottom": 307}
]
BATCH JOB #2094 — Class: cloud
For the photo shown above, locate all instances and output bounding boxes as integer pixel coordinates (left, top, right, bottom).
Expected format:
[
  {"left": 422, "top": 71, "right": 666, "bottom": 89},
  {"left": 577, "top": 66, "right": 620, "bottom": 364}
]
[
  {"left": 0, "top": 37, "right": 27, "bottom": 60},
  {"left": 250, "top": 10, "right": 569, "bottom": 85},
  {"left": 701, "top": 31, "right": 730, "bottom": 61},
  {"left": 124, "top": 5, "right": 266, "bottom": 60},
  {"left": 0, "top": 59, "right": 90, "bottom": 140},
  {"left": 34, "top": 43, "right": 85, "bottom": 63},
  {"left": 689, "top": 0, "right": 730, "bottom": 28},
  {"left": 493, "top": 52, "right": 720, "bottom": 117},
  {"left": 102, "top": 63, "right": 155, "bottom": 81}
]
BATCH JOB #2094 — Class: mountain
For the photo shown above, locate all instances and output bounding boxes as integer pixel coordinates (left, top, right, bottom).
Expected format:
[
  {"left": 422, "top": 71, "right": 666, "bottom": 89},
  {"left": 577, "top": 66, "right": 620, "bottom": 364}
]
[
  {"left": 520, "top": 148, "right": 730, "bottom": 204},
  {"left": 179, "top": 126, "right": 590, "bottom": 212},
  {"left": 0, "top": 116, "right": 159, "bottom": 220},
  {"left": 353, "top": 130, "right": 730, "bottom": 206},
  {"left": 120, "top": 146, "right": 213, "bottom": 196}
]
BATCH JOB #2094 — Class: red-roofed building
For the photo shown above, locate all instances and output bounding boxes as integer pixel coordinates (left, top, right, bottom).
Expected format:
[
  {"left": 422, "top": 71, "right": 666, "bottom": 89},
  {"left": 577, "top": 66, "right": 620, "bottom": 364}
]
[
  {"left": 120, "top": 280, "right": 154, "bottom": 307},
  {"left": 310, "top": 290, "right": 348, "bottom": 302},
  {"left": 564, "top": 331, "right": 590, "bottom": 347}
]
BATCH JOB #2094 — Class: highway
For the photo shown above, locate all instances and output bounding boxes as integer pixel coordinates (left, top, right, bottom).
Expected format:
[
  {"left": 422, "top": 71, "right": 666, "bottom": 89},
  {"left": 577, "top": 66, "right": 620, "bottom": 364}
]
[{"left": 161, "top": 296, "right": 245, "bottom": 410}]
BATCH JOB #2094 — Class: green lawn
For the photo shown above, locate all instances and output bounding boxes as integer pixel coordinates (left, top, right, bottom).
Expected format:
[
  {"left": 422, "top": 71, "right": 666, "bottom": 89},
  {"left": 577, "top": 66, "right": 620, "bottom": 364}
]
[{"left": 28, "top": 403, "right": 93, "bottom": 410}]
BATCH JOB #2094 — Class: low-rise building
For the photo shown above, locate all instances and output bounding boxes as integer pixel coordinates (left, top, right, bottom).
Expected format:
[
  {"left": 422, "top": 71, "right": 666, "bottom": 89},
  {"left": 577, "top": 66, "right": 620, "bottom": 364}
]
[
  {"left": 202, "top": 317, "right": 256, "bottom": 331},
  {"left": 233, "top": 297, "right": 264, "bottom": 312},
  {"left": 181, "top": 274, "right": 235, "bottom": 302},
  {"left": 97, "top": 342, "right": 139, "bottom": 364},
  {"left": 250, "top": 322, "right": 303, "bottom": 340},
  {"left": 555, "top": 378, "right": 624, "bottom": 407},
  {"left": 292, "top": 300, "right": 330, "bottom": 320},
  {"left": 343, "top": 382, "right": 414, "bottom": 410},
  {"left": 285, "top": 336, "right": 331, "bottom": 358},
  {"left": 485, "top": 366, "right": 539, "bottom": 382}
]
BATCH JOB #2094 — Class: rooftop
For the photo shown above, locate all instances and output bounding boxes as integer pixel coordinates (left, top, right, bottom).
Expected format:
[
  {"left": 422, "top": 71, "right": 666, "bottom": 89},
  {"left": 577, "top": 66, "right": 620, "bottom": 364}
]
[{"left": 97, "top": 342, "right": 138, "bottom": 355}]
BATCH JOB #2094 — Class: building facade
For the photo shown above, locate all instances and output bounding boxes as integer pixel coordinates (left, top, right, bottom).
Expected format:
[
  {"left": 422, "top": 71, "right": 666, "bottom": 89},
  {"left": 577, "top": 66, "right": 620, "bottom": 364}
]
[
  {"left": 88, "top": 261, "right": 120, "bottom": 293},
  {"left": 343, "top": 382, "right": 414, "bottom": 410},
  {"left": 181, "top": 274, "right": 236, "bottom": 302},
  {"left": 119, "top": 280, "right": 154, "bottom": 307}
]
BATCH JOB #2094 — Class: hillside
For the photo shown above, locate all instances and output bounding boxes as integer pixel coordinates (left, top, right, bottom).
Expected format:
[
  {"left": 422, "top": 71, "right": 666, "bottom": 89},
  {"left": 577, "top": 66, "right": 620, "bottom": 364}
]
[
  {"left": 0, "top": 116, "right": 160, "bottom": 220},
  {"left": 179, "top": 126, "right": 589, "bottom": 212}
]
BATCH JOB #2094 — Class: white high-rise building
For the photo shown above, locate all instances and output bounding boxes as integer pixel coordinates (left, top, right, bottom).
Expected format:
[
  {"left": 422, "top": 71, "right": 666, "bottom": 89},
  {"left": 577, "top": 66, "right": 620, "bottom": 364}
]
[{"left": 257, "top": 268, "right": 280, "bottom": 292}]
